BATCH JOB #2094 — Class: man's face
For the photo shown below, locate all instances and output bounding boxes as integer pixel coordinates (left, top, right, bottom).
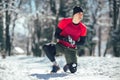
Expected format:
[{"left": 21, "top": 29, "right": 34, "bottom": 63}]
[{"left": 72, "top": 12, "right": 83, "bottom": 24}]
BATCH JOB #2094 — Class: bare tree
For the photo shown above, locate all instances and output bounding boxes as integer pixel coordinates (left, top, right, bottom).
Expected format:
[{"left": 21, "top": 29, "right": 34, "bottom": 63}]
[{"left": 0, "top": 0, "right": 6, "bottom": 58}]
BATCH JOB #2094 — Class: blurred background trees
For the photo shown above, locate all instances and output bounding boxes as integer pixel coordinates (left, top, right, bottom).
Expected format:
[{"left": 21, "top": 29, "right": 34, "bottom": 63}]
[
  {"left": 104, "top": 0, "right": 120, "bottom": 57},
  {"left": 0, "top": 0, "right": 120, "bottom": 57}
]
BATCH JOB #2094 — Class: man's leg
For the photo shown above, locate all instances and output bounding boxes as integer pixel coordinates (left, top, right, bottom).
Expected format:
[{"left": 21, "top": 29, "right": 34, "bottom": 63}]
[
  {"left": 50, "top": 43, "right": 65, "bottom": 73},
  {"left": 43, "top": 43, "right": 60, "bottom": 73},
  {"left": 42, "top": 44, "right": 56, "bottom": 62},
  {"left": 43, "top": 43, "right": 64, "bottom": 73},
  {"left": 64, "top": 48, "right": 77, "bottom": 73}
]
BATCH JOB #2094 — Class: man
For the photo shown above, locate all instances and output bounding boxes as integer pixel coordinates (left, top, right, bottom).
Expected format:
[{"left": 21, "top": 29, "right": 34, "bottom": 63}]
[{"left": 43, "top": 6, "right": 87, "bottom": 73}]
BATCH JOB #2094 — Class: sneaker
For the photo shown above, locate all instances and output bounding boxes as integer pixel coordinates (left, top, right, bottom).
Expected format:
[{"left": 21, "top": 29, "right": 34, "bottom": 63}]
[
  {"left": 63, "top": 64, "right": 69, "bottom": 72},
  {"left": 51, "top": 65, "right": 60, "bottom": 73}
]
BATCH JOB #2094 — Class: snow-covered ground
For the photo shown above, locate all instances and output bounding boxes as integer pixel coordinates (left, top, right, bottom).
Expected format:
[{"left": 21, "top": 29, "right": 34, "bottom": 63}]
[{"left": 0, "top": 55, "right": 120, "bottom": 80}]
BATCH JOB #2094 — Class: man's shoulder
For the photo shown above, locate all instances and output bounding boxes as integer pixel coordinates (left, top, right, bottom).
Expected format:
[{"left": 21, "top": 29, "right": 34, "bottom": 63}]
[
  {"left": 80, "top": 22, "right": 87, "bottom": 29},
  {"left": 58, "top": 18, "right": 72, "bottom": 29},
  {"left": 60, "top": 17, "right": 72, "bottom": 22},
  {"left": 79, "top": 22, "right": 87, "bottom": 36}
]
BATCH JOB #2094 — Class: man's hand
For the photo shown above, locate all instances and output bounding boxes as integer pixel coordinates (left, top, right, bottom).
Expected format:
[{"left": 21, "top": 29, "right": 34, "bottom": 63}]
[
  {"left": 63, "top": 36, "right": 75, "bottom": 45},
  {"left": 68, "top": 36, "right": 75, "bottom": 45}
]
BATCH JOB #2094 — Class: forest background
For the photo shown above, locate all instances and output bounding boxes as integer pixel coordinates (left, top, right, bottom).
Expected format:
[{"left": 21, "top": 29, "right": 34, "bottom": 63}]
[{"left": 0, "top": 0, "right": 120, "bottom": 58}]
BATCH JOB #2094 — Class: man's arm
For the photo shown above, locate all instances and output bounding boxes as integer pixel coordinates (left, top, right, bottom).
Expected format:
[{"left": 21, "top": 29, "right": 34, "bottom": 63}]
[
  {"left": 75, "top": 36, "right": 86, "bottom": 45},
  {"left": 55, "top": 27, "right": 65, "bottom": 40}
]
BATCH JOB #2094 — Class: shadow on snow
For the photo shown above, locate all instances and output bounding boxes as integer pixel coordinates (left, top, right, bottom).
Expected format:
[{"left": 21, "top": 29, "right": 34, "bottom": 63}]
[{"left": 31, "top": 73, "right": 68, "bottom": 80}]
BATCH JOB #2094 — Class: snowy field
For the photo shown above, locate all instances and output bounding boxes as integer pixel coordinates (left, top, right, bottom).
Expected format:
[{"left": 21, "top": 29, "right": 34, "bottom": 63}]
[{"left": 0, "top": 55, "right": 120, "bottom": 80}]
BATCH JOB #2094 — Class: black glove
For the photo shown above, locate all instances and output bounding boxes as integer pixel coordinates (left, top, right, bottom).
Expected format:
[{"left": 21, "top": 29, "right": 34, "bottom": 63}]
[{"left": 63, "top": 36, "right": 75, "bottom": 45}]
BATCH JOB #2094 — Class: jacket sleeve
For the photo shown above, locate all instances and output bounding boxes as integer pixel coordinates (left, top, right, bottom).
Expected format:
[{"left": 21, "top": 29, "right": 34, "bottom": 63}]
[
  {"left": 55, "top": 27, "right": 65, "bottom": 40},
  {"left": 75, "top": 36, "right": 86, "bottom": 45}
]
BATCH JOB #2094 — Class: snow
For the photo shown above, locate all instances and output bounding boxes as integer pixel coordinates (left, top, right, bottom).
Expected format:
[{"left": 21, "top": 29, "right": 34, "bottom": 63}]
[
  {"left": 14, "top": 47, "right": 25, "bottom": 54},
  {"left": 0, "top": 55, "right": 120, "bottom": 80}
]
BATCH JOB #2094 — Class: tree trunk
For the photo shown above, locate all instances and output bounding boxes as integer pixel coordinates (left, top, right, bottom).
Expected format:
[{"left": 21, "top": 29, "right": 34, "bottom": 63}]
[
  {"left": 98, "top": 26, "right": 101, "bottom": 57},
  {"left": 5, "top": 0, "right": 11, "bottom": 56},
  {"left": 0, "top": 0, "right": 4, "bottom": 51}
]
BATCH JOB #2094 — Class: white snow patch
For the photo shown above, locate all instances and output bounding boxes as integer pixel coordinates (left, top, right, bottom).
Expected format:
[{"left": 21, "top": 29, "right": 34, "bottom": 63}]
[
  {"left": 0, "top": 55, "right": 120, "bottom": 80},
  {"left": 14, "top": 47, "right": 25, "bottom": 54}
]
